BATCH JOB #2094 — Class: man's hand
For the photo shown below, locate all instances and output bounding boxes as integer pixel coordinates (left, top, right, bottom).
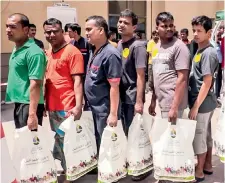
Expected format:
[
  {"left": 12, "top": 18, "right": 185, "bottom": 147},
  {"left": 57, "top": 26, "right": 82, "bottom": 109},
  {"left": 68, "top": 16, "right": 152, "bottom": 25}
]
[
  {"left": 188, "top": 106, "right": 199, "bottom": 120},
  {"left": 148, "top": 100, "right": 156, "bottom": 116},
  {"left": 107, "top": 113, "right": 118, "bottom": 127},
  {"left": 27, "top": 114, "right": 38, "bottom": 130},
  {"left": 168, "top": 108, "right": 178, "bottom": 123},
  {"left": 67, "top": 106, "right": 82, "bottom": 121},
  {"left": 135, "top": 101, "right": 144, "bottom": 115}
]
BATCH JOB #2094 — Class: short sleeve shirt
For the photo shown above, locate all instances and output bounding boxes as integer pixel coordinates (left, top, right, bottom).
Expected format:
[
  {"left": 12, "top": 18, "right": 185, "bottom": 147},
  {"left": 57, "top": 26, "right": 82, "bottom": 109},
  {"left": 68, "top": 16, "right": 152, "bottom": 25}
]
[
  {"left": 117, "top": 37, "right": 147, "bottom": 104},
  {"left": 188, "top": 45, "right": 219, "bottom": 113},
  {"left": 85, "top": 43, "right": 122, "bottom": 115},
  {"left": 6, "top": 39, "right": 46, "bottom": 104},
  {"left": 147, "top": 39, "right": 156, "bottom": 64},
  {"left": 45, "top": 44, "right": 84, "bottom": 111},
  {"left": 152, "top": 37, "right": 190, "bottom": 112}
]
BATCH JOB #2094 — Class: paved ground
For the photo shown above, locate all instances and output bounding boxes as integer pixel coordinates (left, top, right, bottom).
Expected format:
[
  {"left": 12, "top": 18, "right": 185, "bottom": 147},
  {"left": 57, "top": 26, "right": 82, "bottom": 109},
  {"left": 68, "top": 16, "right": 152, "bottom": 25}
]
[{"left": 1, "top": 93, "right": 224, "bottom": 183}]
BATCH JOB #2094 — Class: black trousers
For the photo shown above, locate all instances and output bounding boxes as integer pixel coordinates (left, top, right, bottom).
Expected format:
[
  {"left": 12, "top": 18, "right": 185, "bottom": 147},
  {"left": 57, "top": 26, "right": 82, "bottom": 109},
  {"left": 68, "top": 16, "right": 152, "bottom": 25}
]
[{"left": 14, "top": 103, "right": 44, "bottom": 129}]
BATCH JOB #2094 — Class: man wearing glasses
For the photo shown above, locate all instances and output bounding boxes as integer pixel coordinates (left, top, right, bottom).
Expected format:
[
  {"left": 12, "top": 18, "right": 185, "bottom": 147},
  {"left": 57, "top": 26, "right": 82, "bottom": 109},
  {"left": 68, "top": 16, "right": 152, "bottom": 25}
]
[
  {"left": 5, "top": 13, "right": 46, "bottom": 130},
  {"left": 43, "top": 18, "right": 84, "bottom": 175}
]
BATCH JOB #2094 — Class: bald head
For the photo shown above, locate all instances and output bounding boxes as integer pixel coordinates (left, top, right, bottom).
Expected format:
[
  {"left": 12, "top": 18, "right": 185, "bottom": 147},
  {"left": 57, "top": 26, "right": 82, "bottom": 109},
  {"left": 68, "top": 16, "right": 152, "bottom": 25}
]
[{"left": 9, "top": 13, "right": 30, "bottom": 28}]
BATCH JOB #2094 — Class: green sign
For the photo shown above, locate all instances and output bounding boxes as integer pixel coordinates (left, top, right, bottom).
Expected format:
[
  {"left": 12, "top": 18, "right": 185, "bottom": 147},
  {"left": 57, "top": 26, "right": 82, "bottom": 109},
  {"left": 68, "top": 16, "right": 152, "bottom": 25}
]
[{"left": 216, "top": 10, "right": 224, "bottom": 21}]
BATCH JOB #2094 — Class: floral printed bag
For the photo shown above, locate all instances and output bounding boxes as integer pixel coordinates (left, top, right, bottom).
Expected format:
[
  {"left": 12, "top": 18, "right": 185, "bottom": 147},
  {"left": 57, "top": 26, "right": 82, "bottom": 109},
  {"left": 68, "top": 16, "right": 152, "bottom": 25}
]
[
  {"left": 98, "top": 121, "right": 127, "bottom": 183},
  {"left": 150, "top": 117, "right": 196, "bottom": 182},
  {"left": 12, "top": 126, "right": 57, "bottom": 183},
  {"left": 127, "top": 113, "right": 154, "bottom": 176},
  {"left": 213, "top": 97, "right": 225, "bottom": 163},
  {"left": 59, "top": 111, "right": 97, "bottom": 181}
]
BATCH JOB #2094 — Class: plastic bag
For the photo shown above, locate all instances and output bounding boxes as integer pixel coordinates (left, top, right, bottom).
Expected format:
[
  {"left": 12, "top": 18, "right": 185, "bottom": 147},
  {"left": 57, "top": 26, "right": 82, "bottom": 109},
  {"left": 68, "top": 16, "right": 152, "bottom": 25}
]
[
  {"left": 12, "top": 126, "right": 57, "bottom": 183},
  {"left": 98, "top": 121, "right": 127, "bottom": 183},
  {"left": 127, "top": 113, "right": 154, "bottom": 176},
  {"left": 213, "top": 97, "right": 225, "bottom": 163},
  {"left": 59, "top": 111, "right": 97, "bottom": 180},
  {"left": 150, "top": 117, "right": 196, "bottom": 182}
]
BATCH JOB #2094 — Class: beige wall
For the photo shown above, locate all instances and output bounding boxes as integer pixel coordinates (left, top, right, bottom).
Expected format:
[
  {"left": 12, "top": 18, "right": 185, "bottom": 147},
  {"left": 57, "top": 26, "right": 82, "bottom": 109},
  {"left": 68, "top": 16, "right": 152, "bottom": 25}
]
[
  {"left": 146, "top": 0, "right": 223, "bottom": 39},
  {"left": 1, "top": 1, "right": 108, "bottom": 53}
]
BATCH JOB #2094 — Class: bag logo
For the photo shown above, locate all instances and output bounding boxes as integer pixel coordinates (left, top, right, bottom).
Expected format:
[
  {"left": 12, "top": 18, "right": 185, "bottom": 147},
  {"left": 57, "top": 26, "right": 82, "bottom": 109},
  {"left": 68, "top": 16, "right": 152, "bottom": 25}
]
[
  {"left": 76, "top": 124, "right": 83, "bottom": 133},
  {"left": 111, "top": 132, "right": 118, "bottom": 141},
  {"left": 33, "top": 136, "right": 40, "bottom": 145},
  {"left": 171, "top": 129, "right": 176, "bottom": 138}
]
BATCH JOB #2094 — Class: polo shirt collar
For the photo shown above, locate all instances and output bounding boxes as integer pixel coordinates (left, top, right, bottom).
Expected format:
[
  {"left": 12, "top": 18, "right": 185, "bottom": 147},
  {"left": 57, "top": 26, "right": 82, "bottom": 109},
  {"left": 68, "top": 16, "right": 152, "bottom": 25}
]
[
  {"left": 122, "top": 37, "right": 136, "bottom": 45},
  {"left": 13, "top": 38, "right": 35, "bottom": 53}
]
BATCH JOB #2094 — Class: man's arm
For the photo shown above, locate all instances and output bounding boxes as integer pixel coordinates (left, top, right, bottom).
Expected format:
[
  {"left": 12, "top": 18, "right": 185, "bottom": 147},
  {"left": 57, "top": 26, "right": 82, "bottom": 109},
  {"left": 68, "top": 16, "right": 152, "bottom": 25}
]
[
  {"left": 189, "top": 75, "right": 212, "bottom": 120},
  {"left": 28, "top": 80, "right": 42, "bottom": 129},
  {"left": 108, "top": 80, "right": 120, "bottom": 126},
  {"left": 135, "top": 68, "right": 145, "bottom": 114}
]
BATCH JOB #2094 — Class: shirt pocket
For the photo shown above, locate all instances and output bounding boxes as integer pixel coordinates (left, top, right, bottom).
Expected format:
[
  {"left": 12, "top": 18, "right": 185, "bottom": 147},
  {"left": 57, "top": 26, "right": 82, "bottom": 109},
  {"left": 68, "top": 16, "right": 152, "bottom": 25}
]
[{"left": 89, "top": 64, "right": 101, "bottom": 80}]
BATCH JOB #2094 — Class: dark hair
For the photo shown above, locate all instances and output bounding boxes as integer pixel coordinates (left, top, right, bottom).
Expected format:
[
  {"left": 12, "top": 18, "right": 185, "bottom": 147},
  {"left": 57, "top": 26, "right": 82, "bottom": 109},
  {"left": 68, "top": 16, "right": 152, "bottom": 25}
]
[
  {"left": 135, "top": 32, "right": 142, "bottom": 39},
  {"left": 191, "top": 15, "right": 212, "bottom": 32},
  {"left": 29, "top": 24, "right": 36, "bottom": 28},
  {"left": 9, "top": 13, "right": 29, "bottom": 27},
  {"left": 64, "top": 23, "right": 71, "bottom": 32},
  {"left": 43, "top": 18, "right": 62, "bottom": 29},
  {"left": 156, "top": 12, "right": 174, "bottom": 26},
  {"left": 86, "top": 15, "right": 108, "bottom": 37},
  {"left": 69, "top": 23, "right": 81, "bottom": 35},
  {"left": 120, "top": 9, "right": 138, "bottom": 26},
  {"left": 180, "top": 28, "right": 189, "bottom": 35},
  {"left": 152, "top": 30, "right": 158, "bottom": 36},
  {"left": 108, "top": 31, "right": 115, "bottom": 38}
]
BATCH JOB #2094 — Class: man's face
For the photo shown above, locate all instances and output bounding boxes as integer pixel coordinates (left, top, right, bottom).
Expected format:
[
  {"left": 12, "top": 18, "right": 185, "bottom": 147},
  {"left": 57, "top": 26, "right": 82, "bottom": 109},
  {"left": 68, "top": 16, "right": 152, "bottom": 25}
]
[
  {"left": 29, "top": 27, "right": 36, "bottom": 38},
  {"left": 85, "top": 19, "right": 103, "bottom": 45},
  {"left": 180, "top": 32, "right": 188, "bottom": 41},
  {"left": 152, "top": 33, "right": 159, "bottom": 42},
  {"left": 117, "top": 16, "right": 136, "bottom": 36},
  {"left": 157, "top": 20, "right": 175, "bottom": 40},
  {"left": 43, "top": 24, "right": 64, "bottom": 46},
  {"left": 68, "top": 27, "right": 76, "bottom": 39},
  {"left": 6, "top": 15, "right": 29, "bottom": 42},
  {"left": 192, "top": 25, "right": 211, "bottom": 44}
]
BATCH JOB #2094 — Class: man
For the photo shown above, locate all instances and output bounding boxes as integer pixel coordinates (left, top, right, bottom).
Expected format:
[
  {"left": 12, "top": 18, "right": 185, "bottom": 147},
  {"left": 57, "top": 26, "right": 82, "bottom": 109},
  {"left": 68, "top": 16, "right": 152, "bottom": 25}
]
[
  {"left": 84, "top": 15, "right": 122, "bottom": 152},
  {"left": 149, "top": 12, "right": 190, "bottom": 131},
  {"left": 108, "top": 30, "right": 118, "bottom": 48},
  {"left": 68, "top": 23, "right": 90, "bottom": 73},
  {"left": 28, "top": 23, "right": 44, "bottom": 49},
  {"left": 6, "top": 13, "right": 46, "bottom": 130},
  {"left": 117, "top": 9, "right": 148, "bottom": 181},
  {"left": 43, "top": 18, "right": 84, "bottom": 174},
  {"left": 68, "top": 23, "right": 91, "bottom": 111},
  {"left": 189, "top": 16, "right": 219, "bottom": 182},
  {"left": 134, "top": 31, "right": 142, "bottom": 40},
  {"left": 146, "top": 30, "right": 159, "bottom": 92},
  {"left": 180, "top": 28, "right": 190, "bottom": 45},
  {"left": 64, "top": 23, "right": 72, "bottom": 43}
]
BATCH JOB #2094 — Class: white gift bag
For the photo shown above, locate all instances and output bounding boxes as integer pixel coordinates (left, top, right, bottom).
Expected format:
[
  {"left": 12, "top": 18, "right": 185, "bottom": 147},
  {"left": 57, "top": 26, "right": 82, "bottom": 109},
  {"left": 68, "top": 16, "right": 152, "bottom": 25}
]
[
  {"left": 127, "top": 113, "right": 154, "bottom": 176},
  {"left": 98, "top": 121, "right": 127, "bottom": 183},
  {"left": 59, "top": 111, "right": 97, "bottom": 181},
  {"left": 1, "top": 123, "right": 18, "bottom": 183},
  {"left": 12, "top": 126, "right": 57, "bottom": 183},
  {"left": 150, "top": 117, "right": 196, "bottom": 182},
  {"left": 213, "top": 97, "right": 225, "bottom": 163}
]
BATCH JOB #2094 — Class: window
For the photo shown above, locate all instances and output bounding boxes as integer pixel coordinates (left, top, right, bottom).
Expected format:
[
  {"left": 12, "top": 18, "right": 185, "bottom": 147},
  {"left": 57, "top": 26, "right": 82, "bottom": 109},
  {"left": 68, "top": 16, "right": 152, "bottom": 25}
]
[{"left": 108, "top": 0, "right": 146, "bottom": 39}]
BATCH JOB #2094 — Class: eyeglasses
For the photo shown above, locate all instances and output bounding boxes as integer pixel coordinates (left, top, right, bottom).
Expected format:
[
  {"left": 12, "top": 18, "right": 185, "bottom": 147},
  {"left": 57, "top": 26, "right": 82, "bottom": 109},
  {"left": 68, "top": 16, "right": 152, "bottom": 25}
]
[{"left": 44, "top": 29, "right": 61, "bottom": 35}]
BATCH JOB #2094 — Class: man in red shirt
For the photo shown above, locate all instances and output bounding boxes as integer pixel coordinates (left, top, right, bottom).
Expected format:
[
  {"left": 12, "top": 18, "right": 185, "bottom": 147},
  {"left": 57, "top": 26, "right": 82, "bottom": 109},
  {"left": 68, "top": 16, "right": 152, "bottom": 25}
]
[{"left": 43, "top": 18, "right": 84, "bottom": 174}]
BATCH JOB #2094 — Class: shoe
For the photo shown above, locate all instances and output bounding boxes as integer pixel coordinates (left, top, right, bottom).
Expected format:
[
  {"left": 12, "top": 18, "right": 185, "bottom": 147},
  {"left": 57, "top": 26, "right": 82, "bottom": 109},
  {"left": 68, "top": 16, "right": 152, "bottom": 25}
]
[
  {"left": 203, "top": 170, "right": 213, "bottom": 175},
  {"left": 131, "top": 170, "right": 152, "bottom": 181},
  {"left": 195, "top": 176, "right": 205, "bottom": 182}
]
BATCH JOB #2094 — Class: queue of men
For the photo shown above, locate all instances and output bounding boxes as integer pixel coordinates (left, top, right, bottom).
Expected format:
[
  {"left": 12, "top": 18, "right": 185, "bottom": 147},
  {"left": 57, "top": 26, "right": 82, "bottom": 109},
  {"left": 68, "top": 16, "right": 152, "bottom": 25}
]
[{"left": 5, "top": 9, "right": 224, "bottom": 183}]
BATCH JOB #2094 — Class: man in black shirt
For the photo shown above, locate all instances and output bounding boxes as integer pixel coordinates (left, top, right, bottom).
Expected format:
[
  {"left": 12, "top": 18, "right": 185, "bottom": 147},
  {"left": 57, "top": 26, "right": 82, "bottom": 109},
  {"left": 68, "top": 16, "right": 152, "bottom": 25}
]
[{"left": 28, "top": 23, "right": 44, "bottom": 49}]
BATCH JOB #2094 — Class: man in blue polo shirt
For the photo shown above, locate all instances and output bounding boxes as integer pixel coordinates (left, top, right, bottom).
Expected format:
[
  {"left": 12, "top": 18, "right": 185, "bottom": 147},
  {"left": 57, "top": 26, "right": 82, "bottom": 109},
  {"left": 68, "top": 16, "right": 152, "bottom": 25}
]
[{"left": 84, "top": 15, "right": 122, "bottom": 152}]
